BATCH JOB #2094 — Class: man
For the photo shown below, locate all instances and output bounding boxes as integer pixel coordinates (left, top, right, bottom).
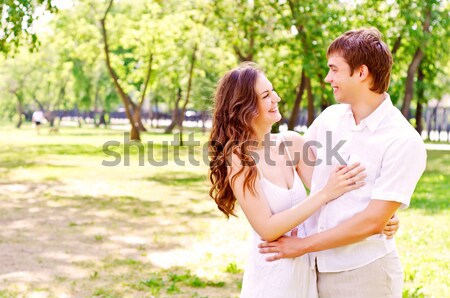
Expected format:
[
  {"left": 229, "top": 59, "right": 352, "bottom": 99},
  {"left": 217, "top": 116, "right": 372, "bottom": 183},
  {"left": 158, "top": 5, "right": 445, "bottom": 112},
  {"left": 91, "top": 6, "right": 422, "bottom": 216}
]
[
  {"left": 259, "top": 28, "right": 427, "bottom": 297},
  {"left": 32, "top": 109, "right": 45, "bottom": 135}
]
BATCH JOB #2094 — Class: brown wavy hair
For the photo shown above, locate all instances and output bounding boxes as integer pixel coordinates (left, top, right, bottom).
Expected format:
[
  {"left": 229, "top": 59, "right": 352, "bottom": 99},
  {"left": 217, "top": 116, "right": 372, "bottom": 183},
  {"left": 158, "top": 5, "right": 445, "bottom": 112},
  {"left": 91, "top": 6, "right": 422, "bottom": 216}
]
[
  {"left": 209, "top": 63, "right": 262, "bottom": 218},
  {"left": 327, "top": 28, "right": 393, "bottom": 93}
]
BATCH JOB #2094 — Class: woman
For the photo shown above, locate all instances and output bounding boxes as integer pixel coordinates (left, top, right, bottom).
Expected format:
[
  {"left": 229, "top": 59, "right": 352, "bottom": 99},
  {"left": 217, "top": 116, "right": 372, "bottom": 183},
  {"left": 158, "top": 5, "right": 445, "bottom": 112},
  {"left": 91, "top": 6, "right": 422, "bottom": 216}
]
[{"left": 208, "top": 64, "right": 397, "bottom": 297}]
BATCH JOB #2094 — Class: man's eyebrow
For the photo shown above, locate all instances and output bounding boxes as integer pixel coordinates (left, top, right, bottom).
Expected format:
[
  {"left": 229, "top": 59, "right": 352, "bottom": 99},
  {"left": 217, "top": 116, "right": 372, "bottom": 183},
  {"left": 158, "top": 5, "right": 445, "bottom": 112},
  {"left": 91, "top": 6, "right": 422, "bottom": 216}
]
[{"left": 328, "top": 63, "right": 337, "bottom": 68}]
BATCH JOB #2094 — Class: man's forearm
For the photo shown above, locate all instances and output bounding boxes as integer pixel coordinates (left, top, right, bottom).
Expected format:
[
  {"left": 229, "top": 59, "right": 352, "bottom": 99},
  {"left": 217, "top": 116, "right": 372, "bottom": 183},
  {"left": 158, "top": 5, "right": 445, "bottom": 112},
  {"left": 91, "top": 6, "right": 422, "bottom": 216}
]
[
  {"left": 299, "top": 200, "right": 401, "bottom": 254},
  {"left": 301, "top": 211, "right": 387, "bottom": 254},
  {"left": 259, "top": 200, "right": 401, "bottom": 261}
]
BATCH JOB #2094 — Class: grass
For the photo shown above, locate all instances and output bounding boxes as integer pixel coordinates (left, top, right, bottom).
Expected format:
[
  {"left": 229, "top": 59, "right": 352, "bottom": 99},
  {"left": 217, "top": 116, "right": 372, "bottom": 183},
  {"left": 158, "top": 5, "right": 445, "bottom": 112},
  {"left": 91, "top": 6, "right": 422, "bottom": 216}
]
[{"left": 0, "top": 123, "right": 448, "bottom": 297}]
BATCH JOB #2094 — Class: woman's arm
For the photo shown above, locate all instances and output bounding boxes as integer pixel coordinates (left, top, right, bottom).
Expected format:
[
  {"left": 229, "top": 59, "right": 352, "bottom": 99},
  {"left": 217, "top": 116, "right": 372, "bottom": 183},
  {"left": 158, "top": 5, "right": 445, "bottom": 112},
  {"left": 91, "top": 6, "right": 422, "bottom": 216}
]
[{"left": 229, "top": 154, "right": 365, "bottom": 242}]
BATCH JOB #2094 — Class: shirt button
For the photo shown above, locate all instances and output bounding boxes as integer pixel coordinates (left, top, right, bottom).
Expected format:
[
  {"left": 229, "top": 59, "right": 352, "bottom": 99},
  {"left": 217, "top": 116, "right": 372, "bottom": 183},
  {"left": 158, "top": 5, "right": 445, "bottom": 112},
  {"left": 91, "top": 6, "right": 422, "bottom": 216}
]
[{"left": 319, "top": 226, "right": 325, "bottom": 231}]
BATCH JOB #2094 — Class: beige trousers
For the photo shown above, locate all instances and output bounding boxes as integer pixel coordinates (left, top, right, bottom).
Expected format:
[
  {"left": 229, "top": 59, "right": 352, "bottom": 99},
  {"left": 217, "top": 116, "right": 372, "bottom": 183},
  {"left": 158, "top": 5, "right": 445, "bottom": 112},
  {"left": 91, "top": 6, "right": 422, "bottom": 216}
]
[{"left": 317, "top": 250, "right": 403, "bottom": 298}]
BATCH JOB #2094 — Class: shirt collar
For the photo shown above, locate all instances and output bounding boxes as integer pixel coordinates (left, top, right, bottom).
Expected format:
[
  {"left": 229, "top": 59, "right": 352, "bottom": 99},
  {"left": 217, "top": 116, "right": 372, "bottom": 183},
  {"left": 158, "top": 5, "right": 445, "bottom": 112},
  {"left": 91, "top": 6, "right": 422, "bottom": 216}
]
[{"left": 344, "top": 93, "right": 393, "bottom": 134}]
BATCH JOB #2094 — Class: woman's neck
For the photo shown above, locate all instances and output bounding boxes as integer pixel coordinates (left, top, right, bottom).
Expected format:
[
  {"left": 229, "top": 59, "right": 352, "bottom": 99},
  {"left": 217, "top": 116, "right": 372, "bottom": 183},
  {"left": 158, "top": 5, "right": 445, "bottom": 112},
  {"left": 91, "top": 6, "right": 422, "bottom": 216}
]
[{"left": 252, "top": 130, "right": 273, "bottom": 150}]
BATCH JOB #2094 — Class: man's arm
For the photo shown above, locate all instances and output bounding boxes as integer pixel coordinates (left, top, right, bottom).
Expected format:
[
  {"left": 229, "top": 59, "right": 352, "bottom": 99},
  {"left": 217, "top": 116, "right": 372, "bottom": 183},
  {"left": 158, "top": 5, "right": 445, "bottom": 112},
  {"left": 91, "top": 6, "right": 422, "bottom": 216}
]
[
  {"left": 259, "top": 200, "right": 400, "bottom": 261},
  {"left": 260, "top": 135, "right": 426, "bottom": 261}
]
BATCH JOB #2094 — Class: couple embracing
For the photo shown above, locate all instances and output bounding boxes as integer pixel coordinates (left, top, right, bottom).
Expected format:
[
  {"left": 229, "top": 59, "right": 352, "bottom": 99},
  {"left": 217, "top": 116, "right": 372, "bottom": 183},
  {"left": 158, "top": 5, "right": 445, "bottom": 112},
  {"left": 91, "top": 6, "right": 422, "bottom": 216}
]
[{"left": 209, "top": 28, "right": 426, "bottom": 298}]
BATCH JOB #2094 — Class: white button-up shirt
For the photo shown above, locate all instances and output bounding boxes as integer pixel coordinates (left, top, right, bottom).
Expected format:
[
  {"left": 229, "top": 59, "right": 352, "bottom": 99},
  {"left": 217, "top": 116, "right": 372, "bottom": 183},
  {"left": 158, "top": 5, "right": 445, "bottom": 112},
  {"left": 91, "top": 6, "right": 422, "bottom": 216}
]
[{"left": 304, "top": 94, "right": 427, "bottom": 272}]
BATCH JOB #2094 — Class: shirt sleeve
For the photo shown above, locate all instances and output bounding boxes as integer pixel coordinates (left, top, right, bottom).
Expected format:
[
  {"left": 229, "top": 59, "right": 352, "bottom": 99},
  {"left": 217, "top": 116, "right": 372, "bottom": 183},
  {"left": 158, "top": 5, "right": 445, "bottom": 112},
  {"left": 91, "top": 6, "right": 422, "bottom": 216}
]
[{"left": 371, "top": 137, "right": 427, "bottom": 209}]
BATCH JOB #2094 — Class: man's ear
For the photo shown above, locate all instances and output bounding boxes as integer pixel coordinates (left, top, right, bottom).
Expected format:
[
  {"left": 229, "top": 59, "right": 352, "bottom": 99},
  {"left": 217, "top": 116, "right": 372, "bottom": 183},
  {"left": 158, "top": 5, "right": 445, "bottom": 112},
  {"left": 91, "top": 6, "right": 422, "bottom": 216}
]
[{"left": 358, "top": 65, "right": 370, "bottom": 81}]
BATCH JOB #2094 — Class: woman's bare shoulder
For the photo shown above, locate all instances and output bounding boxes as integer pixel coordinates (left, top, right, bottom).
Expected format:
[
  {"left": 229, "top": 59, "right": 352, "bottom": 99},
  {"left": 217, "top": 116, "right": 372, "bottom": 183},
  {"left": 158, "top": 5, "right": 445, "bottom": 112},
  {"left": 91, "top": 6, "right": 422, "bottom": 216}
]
[{"left": 278, "top": 130, "right": 306, "bottom": 146}]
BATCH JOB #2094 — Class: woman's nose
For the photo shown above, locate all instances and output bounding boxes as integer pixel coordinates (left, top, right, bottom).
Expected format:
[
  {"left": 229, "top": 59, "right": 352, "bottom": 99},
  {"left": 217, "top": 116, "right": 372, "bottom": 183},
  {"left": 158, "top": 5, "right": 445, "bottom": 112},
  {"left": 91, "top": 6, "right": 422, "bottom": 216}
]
[{"left": 272, "top": 92, "right": 281, "bottom": 102}]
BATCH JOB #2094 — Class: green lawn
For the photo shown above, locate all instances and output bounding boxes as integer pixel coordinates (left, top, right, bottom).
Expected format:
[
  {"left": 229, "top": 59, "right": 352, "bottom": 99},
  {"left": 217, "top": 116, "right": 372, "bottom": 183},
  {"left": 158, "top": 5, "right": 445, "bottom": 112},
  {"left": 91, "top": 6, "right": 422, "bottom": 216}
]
[{"left": 0, "top": 123, "right": 448, "bottom": 297}]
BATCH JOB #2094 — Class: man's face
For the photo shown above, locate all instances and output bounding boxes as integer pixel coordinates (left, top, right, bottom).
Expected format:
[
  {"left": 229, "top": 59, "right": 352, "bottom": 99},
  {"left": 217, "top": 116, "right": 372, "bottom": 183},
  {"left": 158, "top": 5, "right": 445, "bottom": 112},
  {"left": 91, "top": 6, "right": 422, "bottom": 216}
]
[{"left": 325, "top": 54, "right": 360, "bottom": 104}]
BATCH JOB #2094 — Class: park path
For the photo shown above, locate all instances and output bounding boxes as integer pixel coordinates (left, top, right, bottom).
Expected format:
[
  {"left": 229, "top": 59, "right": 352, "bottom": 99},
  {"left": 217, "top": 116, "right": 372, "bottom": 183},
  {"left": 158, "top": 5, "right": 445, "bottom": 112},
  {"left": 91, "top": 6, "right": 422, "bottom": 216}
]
[{"left": 424, "top": 143, "right": 450, "bottom": 150}]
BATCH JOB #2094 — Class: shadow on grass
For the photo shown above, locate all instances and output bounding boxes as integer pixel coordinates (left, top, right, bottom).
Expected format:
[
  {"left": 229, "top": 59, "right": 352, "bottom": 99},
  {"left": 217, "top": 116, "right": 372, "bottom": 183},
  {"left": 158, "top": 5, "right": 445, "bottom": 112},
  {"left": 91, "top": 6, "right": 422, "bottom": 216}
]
[
  {"left": 34, "top": 144, "right": 102, "bottom": 156},
  {"left": 146, "top": 171, "right": 207, "bottom": 187},
  {"left": 51, "top": 194, "right": 164, "bottom": 217},
  {"left": 135, "top": 266, "right": 241, "bottom": 297},
  {"left": 0, "top": 143, "right": 102, "bottom": 166},
  {"left": 0, "top": 185, "right": 216, "bottom": 295}
]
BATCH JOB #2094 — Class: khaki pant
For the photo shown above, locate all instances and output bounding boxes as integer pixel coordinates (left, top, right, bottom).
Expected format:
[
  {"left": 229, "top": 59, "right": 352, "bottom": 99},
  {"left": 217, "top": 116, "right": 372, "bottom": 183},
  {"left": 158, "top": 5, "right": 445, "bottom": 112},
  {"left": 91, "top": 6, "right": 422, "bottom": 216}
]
[{"left": 317, "top": 250, "right": 403, "bottom": 298}]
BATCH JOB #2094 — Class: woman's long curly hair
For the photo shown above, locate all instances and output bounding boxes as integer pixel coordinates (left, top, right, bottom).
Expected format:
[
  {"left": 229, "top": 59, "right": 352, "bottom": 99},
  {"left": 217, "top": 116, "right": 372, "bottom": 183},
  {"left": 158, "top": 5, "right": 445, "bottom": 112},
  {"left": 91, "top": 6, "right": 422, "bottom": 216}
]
[{"left": 209, "top": 64, "right": 262, "bottom": 218}]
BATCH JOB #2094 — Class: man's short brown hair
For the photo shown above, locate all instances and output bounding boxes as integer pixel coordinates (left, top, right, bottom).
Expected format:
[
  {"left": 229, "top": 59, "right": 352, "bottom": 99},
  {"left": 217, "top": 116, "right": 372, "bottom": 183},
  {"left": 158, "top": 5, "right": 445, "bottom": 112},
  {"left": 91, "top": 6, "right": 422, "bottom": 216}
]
[{"left": 327, "top": 28, "right": 393, "bottom": 94}]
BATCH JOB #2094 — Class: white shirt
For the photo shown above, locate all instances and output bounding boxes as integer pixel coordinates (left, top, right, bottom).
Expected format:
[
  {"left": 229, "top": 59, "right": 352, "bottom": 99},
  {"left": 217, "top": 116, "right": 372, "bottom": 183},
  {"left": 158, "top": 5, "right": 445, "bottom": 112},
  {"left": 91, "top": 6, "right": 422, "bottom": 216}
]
[
  {"left": 32, "top": 110, "right": 45, "bottom": 122},
  {"left": 304, "top": 94, "right": 427, "bottom": 272}
]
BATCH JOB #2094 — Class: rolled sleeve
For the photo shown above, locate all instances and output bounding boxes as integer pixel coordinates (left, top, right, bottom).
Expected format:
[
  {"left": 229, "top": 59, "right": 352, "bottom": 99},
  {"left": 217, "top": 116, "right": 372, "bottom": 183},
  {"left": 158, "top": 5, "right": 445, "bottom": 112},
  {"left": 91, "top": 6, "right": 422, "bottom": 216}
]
[{"left": 371, "top": 137, "right": 427, "bottom": 209}]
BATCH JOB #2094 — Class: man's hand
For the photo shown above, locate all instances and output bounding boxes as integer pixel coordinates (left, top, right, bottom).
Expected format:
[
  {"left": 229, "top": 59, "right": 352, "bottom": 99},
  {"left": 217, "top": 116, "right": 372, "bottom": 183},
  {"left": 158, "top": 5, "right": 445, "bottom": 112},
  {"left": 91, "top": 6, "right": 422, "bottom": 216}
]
[
  {"left": 258, "top": 236, "right": 306, "bottom": 261},
  {"left": 383, "top": 213, "right": 399, "bottom": 239}
]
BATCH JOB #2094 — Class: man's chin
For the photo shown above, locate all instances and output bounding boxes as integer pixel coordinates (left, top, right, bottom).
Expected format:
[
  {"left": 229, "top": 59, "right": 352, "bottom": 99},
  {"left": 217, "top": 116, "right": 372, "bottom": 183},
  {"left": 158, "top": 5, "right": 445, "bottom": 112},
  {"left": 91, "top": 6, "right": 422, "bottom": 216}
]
[{"left": 335, "top": 97, "right": 349, "bottom": 104}]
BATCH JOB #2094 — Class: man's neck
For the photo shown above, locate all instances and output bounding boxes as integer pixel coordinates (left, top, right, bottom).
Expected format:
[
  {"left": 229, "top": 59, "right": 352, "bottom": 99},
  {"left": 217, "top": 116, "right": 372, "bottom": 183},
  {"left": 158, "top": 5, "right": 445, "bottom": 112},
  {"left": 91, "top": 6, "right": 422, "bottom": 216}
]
[{"left": 351, "top": 92, "right": 386, "bottom": 125}]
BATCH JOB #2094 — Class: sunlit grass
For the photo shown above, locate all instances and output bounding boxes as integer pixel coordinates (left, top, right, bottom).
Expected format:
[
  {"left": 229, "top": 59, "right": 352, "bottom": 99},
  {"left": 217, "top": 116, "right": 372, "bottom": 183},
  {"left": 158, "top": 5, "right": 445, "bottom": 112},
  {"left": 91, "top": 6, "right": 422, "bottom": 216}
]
[{"left": 0, "top": 123, "right": 448, "bottom": 297}]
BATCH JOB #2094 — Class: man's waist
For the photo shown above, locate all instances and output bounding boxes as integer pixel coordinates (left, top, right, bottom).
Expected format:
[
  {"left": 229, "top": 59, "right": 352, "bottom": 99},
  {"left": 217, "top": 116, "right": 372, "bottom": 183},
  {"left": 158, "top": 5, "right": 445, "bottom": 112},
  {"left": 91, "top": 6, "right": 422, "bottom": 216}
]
[{"left": 313, "top": 236, "right": 396, "bottom": 272}]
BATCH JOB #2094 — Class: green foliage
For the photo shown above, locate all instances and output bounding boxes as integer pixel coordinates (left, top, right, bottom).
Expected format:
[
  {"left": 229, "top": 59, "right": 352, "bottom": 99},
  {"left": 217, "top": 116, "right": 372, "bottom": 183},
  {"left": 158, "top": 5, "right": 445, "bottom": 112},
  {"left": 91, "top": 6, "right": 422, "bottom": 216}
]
[
  {"left": 0, "top": 0, "right": 57, "bottom": 54},
  {"left": 142, "top": 276, "right": 164, "bottom": 295},
  {"left": 225, "top": 262, "right": 243, "bottom": 274},
  {"left": 1, "top": 0, "right": 449, "bottom": 128}
]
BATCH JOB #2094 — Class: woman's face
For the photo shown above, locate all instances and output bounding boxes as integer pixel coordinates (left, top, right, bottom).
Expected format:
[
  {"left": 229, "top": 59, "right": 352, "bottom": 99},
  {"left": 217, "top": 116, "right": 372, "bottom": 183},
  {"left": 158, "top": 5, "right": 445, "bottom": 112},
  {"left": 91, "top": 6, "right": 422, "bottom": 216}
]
[{"left": 252, "top": 74, "right": 281, "bottom": 130}]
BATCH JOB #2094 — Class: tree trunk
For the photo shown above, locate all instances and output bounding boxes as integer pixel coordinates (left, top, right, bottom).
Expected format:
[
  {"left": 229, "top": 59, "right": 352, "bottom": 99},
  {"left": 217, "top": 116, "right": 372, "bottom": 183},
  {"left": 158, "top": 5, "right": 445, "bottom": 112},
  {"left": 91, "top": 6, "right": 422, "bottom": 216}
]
[
  {"left": 401, "top": 47, "right": 424, "bottom": 118},
  {"left": 415, "top": 66, "right": 424, "bottom": 135},
  {"left": 179, "top": 43, "right": 198, "bottom": 146},
  {"left": 99, "top": 110, "right": 107, "bottom": 127},
  {"left": 15, "top": 94, "right": 23, "bottom": 128},
  {"left": 101, "top": 0, "right": 140, "bottom": 141},
  {"left": 318, "top": 73, "right": 329, "bottom": 112},
  {"left": 33, "top": 96, "right": 45, "bottom": 113},
  {"left": 164, "top": 39, "right": 198, "bottom": 140},
  {"left": 133, "top": 109, "right": 147, "bottom": 132},
  {"left": 94, "top": 83, "right": 100, "bottom": 127},
  {"left": 391, "top": 35, "right": 402, "bottom": 56},
  {"left": 164, "top": 88, "right": 182, "bottom": 134},
  {"left": 74, "top": 104, "right": 83, "bottom": 128},
  {"left": 287, "top": 69, "right": 306, "bottom": 130},
  {"left": 201, "top": 110, "right": 207, "bottom": 134},
  {"left": 49, "top": 82, "right": 66, "bottom": 128},
  {"left": 306, "top": 76, "right": 314, "bottom": 126},
  {"left": 401, "top": 7, "right": 431, "bottom": 118},
  {"left": 233, "top": 7, "right": 255, "bottom": 62},
  {"left": 135, "top": 52, "right": 154, "bottom": 132}
]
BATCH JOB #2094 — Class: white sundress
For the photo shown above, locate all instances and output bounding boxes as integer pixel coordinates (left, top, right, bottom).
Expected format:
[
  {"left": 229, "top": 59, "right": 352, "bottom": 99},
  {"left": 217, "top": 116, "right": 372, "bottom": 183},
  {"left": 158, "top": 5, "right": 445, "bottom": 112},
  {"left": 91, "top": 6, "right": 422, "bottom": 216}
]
[{"left": 240, "top": 135, "right": 318, "bottom": 298}]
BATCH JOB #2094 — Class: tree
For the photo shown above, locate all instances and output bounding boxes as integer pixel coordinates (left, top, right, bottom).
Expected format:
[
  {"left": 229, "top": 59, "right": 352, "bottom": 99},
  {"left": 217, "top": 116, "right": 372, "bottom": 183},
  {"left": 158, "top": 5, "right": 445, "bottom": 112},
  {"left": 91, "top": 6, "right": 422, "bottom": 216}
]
[
  {"left": 0, "top": 0, "right": 56, "bottom": 54},
  {"left": 101, "top": 0, "right": 137, "bottom": 139}
]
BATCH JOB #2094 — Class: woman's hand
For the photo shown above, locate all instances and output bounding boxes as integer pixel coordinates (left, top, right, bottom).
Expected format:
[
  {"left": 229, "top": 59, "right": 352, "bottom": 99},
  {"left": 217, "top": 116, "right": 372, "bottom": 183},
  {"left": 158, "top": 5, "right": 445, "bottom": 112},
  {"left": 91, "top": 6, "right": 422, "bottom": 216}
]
[
  {"left": 383, "top": 213, "right": 399, "bottom": 239},
  {"left": 320, "top": 163, "right": 366, "bottom": 203}
]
